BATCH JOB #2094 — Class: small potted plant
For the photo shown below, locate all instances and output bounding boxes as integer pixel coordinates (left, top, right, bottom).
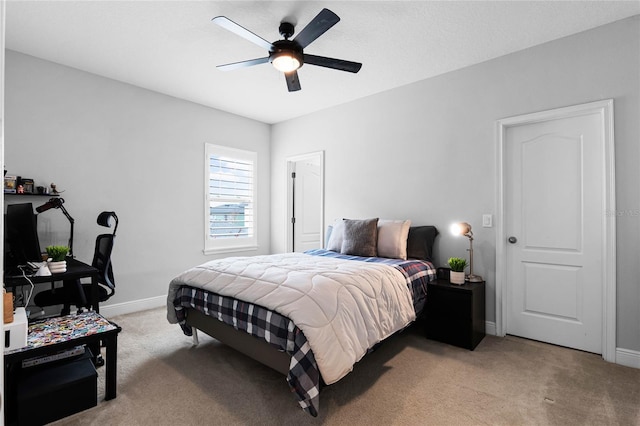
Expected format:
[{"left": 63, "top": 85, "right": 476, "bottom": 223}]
[
  {"left": 448, "top": 257, "right": 467, "bottom": 285},
  {"left": 46, "top": 245, "right": 69, "bottom": 273}
]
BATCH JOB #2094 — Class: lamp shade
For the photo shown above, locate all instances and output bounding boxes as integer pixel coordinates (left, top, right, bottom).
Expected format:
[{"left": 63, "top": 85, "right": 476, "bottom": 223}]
[{"left": 450, "top": 222, "right": 472, "bottom": 237}]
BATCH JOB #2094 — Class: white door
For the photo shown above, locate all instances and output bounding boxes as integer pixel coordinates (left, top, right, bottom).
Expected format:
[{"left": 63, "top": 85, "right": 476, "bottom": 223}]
[
  {"left": 501, "top": 101, "right": 615, "bottom": 354},
  {"left": 287, "top": 152, "right": 324, "bottom": 252}
]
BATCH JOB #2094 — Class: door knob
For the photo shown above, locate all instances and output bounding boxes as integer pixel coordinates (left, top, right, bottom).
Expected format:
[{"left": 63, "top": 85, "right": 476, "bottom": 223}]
[{"left": 508, "top": 236, "right": 518, "bottom": 244}]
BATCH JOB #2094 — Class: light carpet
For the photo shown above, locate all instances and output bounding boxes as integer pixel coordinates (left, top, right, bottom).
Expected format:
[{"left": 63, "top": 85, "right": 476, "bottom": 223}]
[{"left": 51, "top": 307, "right": 640, "bottom": 425}]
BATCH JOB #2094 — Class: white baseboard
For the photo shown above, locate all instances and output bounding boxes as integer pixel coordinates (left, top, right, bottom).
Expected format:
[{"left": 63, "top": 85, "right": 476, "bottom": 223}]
[
  {"left": 616, "top": 347, "right": 640, "bottom": 369},
  {"left": 485, "top": 321, "right": 497, "bottom": 336},
  {"left": 99, "top": 295, "right": 166, "bottom": 318}
]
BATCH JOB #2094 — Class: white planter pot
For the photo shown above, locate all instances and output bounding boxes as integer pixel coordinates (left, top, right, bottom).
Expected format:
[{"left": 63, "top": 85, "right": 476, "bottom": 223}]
[
  {"left": 48, "top": 260, "right": 67, "bottom": 274},
  {"left": 450, "top": 271, "right": 466, "bottom": 285}
]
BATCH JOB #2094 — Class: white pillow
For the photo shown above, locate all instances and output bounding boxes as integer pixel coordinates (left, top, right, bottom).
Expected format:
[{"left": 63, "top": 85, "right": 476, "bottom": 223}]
[
  {"left": 377, "top": 219, "right": 411, "bottom": 260},
  {"left": 326, "top": 219, "right": 345, "bottom": 252}
]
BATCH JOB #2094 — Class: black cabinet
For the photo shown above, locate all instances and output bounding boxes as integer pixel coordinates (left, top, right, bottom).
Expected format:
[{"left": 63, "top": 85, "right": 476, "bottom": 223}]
[
  {"left": 425, "top": 279, "right": 485, "bottom": 350},
  {"left": 15, "top": 348, "right": 97, "bottom": 425}
]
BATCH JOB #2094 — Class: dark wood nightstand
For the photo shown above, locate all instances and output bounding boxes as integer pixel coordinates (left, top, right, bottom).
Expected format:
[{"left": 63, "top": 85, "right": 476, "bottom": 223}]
[{"left": 425, "top": 278, "right": 485, "bottom": 350}]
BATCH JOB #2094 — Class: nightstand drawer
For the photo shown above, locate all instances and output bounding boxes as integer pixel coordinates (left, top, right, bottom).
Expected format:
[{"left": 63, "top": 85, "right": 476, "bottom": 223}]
[{"left": 426, "top": 290, "right": 473, "bottom": 320}]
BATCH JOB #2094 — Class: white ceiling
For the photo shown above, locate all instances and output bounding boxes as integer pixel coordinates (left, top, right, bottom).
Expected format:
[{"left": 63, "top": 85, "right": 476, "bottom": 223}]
[{"left": 5, "top": 1, "right": 639, "bottom": 124}]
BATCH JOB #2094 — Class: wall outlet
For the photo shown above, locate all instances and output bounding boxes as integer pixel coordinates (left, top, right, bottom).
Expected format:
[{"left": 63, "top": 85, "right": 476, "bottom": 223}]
[{"left": 482, "top": 214, "right": 492, "bottom": 228}]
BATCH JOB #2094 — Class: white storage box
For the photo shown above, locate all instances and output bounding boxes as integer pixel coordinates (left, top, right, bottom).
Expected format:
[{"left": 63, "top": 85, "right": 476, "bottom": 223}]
[{"left": 4, "top": 307, "right": 28, "bottom": 351}]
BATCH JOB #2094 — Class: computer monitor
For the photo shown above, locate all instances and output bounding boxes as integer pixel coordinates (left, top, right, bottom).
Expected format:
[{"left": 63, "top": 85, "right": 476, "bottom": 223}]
[{"left": 5, "top": 203, "right": 43, "bottom": 267}]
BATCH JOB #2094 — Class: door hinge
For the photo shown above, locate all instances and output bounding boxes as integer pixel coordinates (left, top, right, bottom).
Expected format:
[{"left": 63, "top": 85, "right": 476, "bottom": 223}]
[
  {"left": 291, "top": 217, "right": 296, "bottom": 224},
  {"left": 291, "top": 172, "right": 296, "bottom": 179}
]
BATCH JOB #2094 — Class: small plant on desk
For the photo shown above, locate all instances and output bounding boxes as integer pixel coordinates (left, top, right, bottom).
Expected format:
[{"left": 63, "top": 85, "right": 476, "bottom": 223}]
[
  {"left": 46, "top": 245, "right": 69, "bottom": 261},
  {"left": 46, "top": 245, "right": 70, "bottom": 273}
]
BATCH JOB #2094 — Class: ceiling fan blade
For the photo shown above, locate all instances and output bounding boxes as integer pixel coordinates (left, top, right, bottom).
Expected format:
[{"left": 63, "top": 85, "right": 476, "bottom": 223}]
[
  {"left": 217, "top": 57, "right": 270, "bottom": 71},
  {"left": 212, "top": 16, "right": 274, "bottom": 51},
  {"left": 285, "top": 71, "right": 301, "bottom": 92},
  {"left": 304, "top": 54, "right": 362, "bottom": 73},
  {"left": 293, "top": 8, "right": 340, "bottom": 49}
]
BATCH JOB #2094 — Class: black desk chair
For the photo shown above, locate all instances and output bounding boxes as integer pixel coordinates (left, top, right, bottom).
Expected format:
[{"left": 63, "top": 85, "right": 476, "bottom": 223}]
[{"left": 35, "top": 211, "right": 118, "bottom": 315}]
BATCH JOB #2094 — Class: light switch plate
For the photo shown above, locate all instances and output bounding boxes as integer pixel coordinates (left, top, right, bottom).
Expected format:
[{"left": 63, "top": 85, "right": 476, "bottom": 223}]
[{"left": 482, "top": 214, "right": 492, "bottom": 228}]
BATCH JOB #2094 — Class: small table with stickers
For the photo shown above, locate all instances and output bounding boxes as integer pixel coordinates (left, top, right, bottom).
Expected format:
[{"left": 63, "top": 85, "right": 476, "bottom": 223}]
[{"left": 4, "top": 312, "right": 121, "bottom": 424}]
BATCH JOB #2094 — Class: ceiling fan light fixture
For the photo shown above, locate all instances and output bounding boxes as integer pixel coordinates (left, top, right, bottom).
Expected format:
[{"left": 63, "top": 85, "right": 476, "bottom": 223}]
[
  {"left": 270, "top": 50, "right": 303, "bottom": 73},
  {"left": 213, "top": 9, "right": 362, "bottom": 92}
]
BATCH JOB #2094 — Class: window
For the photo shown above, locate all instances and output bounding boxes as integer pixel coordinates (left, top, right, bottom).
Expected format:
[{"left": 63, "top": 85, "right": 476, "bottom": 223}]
[{"left": 204, "top": 144, "right": 257, "bottom": 254}]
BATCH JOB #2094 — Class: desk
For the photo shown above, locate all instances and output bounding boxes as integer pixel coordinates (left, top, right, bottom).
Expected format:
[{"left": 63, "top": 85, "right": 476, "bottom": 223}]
[
  {"left": 4, "top": 258, "right": 100, "bottom": 313},
  {"left": 4, "top": 312, "right": 121, "bottom": 424}
]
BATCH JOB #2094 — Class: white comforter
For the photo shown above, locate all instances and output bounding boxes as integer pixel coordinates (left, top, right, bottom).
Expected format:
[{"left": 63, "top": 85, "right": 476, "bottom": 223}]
[{"left": 167, "top": 252, "right": 416, "bottom": 384}]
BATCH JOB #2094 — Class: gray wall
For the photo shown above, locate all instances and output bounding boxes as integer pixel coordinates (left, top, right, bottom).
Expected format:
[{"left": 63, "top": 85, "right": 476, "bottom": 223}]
[
  {"left": 271, "top": 17, "right": 640, "bottom": 352},
  {"left": 5, "top": 51, "right": 271, "bottom": 308}
]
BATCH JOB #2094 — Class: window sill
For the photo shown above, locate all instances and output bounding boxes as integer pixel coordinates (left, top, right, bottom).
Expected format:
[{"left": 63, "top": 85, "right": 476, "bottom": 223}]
[{"left": 203, "top": 245, "right": 259, "bottom": 256}]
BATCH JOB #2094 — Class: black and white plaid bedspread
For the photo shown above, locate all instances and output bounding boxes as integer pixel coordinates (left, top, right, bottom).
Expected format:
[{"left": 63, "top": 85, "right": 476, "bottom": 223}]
[
  {"left": 171, "top": 251, "right": 435, "bottom": 417},
  {"left": 172, "top": 287, "right": 321, "bottom": 416}
]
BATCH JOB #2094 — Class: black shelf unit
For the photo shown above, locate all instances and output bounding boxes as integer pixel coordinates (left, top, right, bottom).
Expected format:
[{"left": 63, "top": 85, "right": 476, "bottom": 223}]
[{"left": 4, "top": 193, "right": 59, "bottom": 197}]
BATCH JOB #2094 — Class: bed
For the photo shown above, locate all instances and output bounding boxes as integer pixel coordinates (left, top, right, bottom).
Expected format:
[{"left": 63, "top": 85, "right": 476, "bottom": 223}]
[{"left": 167, "top": 220, "right": 438, "bottom": 416}]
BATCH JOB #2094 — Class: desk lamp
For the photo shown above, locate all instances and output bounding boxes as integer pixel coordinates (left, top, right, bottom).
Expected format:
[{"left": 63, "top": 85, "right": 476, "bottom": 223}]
[
  {"left": 36, "top": 198, "right": 74, "bottom": 258},
  {"left": 450, "top": 222, "right": 483, "bottom": 282}
]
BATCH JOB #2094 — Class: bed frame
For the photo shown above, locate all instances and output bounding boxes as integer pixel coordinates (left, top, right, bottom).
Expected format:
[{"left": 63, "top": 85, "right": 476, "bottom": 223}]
[{"left": 185, "top": 307, "right": 291, "bottom": 375}]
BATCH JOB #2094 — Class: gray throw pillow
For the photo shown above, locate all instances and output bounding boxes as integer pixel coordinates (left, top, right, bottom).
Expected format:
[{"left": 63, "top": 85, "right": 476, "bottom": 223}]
[{"left": 341, "top": 218, "right": 379, "bottom": 257}]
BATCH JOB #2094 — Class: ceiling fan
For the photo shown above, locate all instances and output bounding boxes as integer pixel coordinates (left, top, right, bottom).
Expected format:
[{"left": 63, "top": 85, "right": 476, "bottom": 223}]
[{"left": 212, "top": 8, "right": 362, "bottom": 92}]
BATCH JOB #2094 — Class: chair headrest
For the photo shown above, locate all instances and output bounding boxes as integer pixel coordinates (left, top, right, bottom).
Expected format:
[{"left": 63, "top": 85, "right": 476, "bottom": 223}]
[{"left": 97, "top": 211, "right": 118, "bottom": 235}]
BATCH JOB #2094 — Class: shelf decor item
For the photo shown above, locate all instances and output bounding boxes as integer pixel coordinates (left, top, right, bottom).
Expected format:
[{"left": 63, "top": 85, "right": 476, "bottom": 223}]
[
  {"left": 4, "top": 175, "right": 17, "bottom": 193},
  {"left": 46, "top": 245, "right": 69, "bottom": 273},
  {"left": 447, "top": 257, "right": 467, "bottom": 285},
  {"left": 18, "top": 177, "right": 35, "bottom": 194},
  {"left": 450, "top": 222, "right": 483, "bottom": 282}
]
